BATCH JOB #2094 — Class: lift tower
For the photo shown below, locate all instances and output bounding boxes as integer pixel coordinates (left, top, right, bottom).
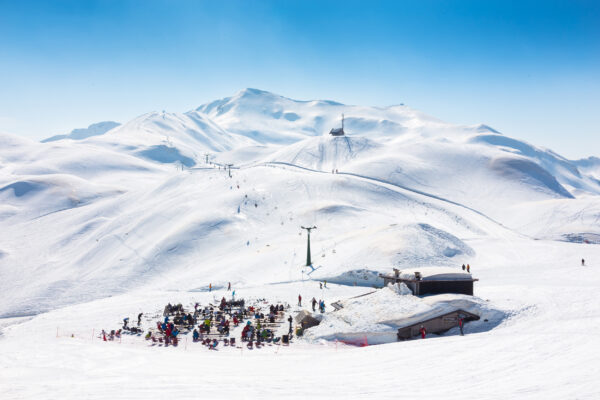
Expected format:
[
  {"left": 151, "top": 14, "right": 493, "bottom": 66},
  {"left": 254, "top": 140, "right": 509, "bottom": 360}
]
[{"left": 300, "top": 226, "right": 317, "bottom": 266}]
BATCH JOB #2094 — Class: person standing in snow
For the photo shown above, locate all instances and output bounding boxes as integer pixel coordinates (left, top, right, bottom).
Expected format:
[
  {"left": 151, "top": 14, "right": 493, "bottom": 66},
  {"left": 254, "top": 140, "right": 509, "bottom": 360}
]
[
  {"left": 209, "top": 283, "right": 212, "bottom": 292},
  {"left": 311, "top": 297, "right": 317, "bottom": 312},
  {"left": 298, "top": 294, "right": 302, "bottom": 307},
  {"left": 466, "top": 264, "right": 471, "bottom": 273},
  {"left": 319, "top": 282, "right": 323, "bottom": 289},
  {"left": 288, "top": 315, "right": 293, "bottom": 334},
  {"left": 419, "top": 325, "right": 427, "bottom": 339},
  {"left": 123, "top": 317, "right": 129, "bottom": 329},
  {"left": 582, "top": 258, "right": 585, "bottom": 266},
  {"left": 324, "top": 280, "right": 327, "bottom": 288},
  {"left": 458, "top": 315, "right": 464, "bottom": 336},
  {"left": 137, "top": 313, "right": 143, "bottom": 326},
  {"left": 228, "top": 282, "right": 231, "bottom": 291},
  {"left": 461, "top": 264, "right": 466, "bottom": 271}
]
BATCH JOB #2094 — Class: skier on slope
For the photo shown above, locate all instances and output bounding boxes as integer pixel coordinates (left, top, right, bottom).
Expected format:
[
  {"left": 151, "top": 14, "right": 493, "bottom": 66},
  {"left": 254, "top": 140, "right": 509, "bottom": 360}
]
[
  {"left": 458, "top": 315, "right": 464, "bottom": 336},
  {"left": 288, "top": 315, "right": 293, "bottom": 334},
  {"left": 582, "top": 258, "right": 585, "bottom": 266},
  {"left": 311, "top": 297, "right": 317, "bottom": 312},
  {"left": 461, "top": 264, "right": 466, "bottom": 271},
  {"left": 137, "top": 313, "right": 143, "bottom": 326},
  {"left": 419, "top": 325, "right": 427, "bottom": 339},
  {"left": 298, "top": 294, "right": 302, "bottom": 307}
]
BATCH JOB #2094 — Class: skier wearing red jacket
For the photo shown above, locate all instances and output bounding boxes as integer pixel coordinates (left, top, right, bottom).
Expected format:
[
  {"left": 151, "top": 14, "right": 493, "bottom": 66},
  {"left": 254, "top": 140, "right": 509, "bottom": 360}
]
[{"left": 419, "top": 325, "right": 427, "bottom": 339}]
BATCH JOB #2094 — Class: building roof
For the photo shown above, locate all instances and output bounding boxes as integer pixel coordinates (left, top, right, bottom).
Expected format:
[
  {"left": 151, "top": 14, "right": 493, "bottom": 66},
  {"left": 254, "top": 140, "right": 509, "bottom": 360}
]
[
  {"left": 295, "top": 310, "right": 322, "bottom": 326},
  {"left": 380, "top": 307, "right": 480, "bottom": 330},
  {"left": 382, "top": 266, "right": 475, "bottom": 282}
]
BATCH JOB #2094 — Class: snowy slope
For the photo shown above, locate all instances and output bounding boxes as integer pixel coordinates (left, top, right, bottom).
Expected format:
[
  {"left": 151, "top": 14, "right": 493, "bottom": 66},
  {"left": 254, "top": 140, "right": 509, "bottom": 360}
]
[
  {"left": 86, "top": 111, "right": 257, "bottom": 167},
  {"left": 42, "top": 121, "right": 121, "bottom": 142},
  {"left": 574, "top": 156, "right": 600, "bottom": 181},
  {"left": 0, "top": 89, "right": 599, "bottom": 399},
  {"left": 196, "top": 88, "right": 445, "bottom": 144},
  {"left": 1, "top": 89, "right": 598, "bottom": 315}
]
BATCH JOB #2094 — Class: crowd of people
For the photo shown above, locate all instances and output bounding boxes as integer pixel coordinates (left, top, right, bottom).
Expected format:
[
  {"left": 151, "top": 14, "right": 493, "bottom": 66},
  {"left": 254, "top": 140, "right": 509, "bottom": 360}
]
[
  {"left": 140, "top": 298, "right": 290, "bottom": 349},
  {"left": 103, "top": 279, "right": 335, "bottom": 349}
]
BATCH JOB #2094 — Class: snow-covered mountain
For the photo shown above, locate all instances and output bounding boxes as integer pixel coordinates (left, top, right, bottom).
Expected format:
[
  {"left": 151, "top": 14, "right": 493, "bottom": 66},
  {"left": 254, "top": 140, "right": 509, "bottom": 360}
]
[
  {"left": 42, "top": 121, "right": 121, "bottom": 142},
  {"left": 2, "top": 89, "right": 600, "bottom": 399},
  {"left": 2, "top": 88, "right": 599, "bottom": 317}
]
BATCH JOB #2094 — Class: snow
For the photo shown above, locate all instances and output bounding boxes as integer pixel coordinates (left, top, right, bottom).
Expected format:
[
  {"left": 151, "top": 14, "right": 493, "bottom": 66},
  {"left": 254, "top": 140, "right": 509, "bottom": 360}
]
[
  {"left": 396, "top": 266, "right": 474, "bottom": 281},
  {"left": 304, "top": 284, "right": 430, "bottom": 340},
  {"left": 1, "top": 89, "right": 600, "bottom": 399},
  {"left": 42, "top": 121, "right": 121, "bottom": 142}
]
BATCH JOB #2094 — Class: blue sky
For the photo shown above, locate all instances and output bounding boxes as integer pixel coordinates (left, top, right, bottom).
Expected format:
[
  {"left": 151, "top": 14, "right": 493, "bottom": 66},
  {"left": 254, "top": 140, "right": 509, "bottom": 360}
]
[{"left": 0, "top": 0, "right": 598, "bottom": 158}]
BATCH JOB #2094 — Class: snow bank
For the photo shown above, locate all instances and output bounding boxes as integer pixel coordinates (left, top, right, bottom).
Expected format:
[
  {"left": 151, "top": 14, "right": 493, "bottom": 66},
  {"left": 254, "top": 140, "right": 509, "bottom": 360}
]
[
  {"left": 322, "top": 269, "right": 384, "bottom": 288},
  {"left": 397, "top": 266, "right": 473, "bottom": 281},
  {"left": 303, "top": 284, "right": 430, "bottom": 341}
]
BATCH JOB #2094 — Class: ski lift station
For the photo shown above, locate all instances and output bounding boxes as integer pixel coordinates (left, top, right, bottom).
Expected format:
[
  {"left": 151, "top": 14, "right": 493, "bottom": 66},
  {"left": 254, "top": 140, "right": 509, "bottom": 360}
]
[
  {"left": 329, "top": 114, "right": 346, "bottom": 136},
  {"left": 379, "top": 267, "right": 478, "bottom": 296}
]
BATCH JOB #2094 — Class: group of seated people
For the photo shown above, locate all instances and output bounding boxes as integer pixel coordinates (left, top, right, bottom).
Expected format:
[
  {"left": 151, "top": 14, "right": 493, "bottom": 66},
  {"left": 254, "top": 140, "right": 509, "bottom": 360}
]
[
  {"left": 156, "top": 320, "right": 180, "bottom": 341},
  {"left": 173, "top": 311, "right": 195, "bottom": 327},
  {"left": 148, "top": 299, "right": 288, "bottom": 349},
  {"left": 163, "top": 303, "right": 184, "bottom": 316}
]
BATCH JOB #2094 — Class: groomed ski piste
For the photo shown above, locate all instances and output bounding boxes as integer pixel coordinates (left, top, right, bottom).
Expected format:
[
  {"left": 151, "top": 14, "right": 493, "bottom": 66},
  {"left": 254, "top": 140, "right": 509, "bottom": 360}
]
[{"left": 1, "top": 89, "right": 599, "bottom": 399}]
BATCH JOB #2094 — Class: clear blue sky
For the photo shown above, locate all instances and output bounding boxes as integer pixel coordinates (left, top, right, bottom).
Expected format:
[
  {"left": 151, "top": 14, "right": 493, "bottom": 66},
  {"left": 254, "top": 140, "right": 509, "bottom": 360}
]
[{"left": 0, "top": 0, "right": 598, "bottom": 158}]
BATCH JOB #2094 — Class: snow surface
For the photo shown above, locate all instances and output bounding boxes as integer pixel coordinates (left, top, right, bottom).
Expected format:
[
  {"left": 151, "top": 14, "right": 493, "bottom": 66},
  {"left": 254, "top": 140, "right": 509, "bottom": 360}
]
[
  {"left": 42, "top": 121, "right": 121, "bottom": 142},
  {"left": 396, "top": 266, "right": 474, "bottom": 280},
  {"left": 1, "top": 89, "right": 600, "bottom": 399}
]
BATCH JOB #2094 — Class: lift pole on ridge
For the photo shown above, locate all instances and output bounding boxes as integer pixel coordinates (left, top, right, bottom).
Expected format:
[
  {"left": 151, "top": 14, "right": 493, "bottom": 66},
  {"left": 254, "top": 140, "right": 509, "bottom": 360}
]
[{"left": 301, "top": 226, "right": 317, "bottom": 266}]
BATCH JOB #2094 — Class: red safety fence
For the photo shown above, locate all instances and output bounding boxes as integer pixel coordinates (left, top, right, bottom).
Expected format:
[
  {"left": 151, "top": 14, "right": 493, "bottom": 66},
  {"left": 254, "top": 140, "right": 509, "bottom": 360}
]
[{"left": 336, "top": 336, "right": 369, "bottom": 347}]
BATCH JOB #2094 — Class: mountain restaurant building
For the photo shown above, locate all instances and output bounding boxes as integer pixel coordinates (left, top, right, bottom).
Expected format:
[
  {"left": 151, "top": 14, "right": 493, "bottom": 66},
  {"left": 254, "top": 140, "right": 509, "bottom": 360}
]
[{"left": 379, "top": 267, "right": 478, "bottom": 296}]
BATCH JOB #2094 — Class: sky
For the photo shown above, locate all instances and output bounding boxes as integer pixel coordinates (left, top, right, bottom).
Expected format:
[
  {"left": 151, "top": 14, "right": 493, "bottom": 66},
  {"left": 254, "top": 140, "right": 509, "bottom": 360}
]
[{"left": 0, "top": 0, "right": 598, "bottom": 158}]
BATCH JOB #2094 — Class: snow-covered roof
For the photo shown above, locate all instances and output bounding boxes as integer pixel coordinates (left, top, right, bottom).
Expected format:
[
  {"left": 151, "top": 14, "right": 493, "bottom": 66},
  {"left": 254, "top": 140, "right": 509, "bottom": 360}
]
[
  {"left": 381, "top": 305, "right": 480, "bottom": 330},
  {"left": 397, "top": 267, "right": 473, "bottom": 281}
]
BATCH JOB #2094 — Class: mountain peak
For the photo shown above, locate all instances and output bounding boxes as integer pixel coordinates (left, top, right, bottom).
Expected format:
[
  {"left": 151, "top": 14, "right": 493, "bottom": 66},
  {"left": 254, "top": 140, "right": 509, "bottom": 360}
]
[
  {"left": 42, "top": 121, "right": 121, "bottom": 143},
  {"left": 237, "top": 88, "right": 271, "bottom": 97}
]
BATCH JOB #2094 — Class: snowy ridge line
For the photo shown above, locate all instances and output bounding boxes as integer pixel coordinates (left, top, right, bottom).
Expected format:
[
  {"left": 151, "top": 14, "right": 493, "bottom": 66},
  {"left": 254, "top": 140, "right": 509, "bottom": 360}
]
[{"left": 256, "top": 161, "right": 515, "bottom": 233}]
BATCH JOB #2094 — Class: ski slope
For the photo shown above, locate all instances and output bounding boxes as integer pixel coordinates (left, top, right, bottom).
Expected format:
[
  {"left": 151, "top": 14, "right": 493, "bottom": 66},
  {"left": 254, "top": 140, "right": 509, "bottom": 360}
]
[{"left": 1, "top": 89, "right": 599, "bottom": 399}]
